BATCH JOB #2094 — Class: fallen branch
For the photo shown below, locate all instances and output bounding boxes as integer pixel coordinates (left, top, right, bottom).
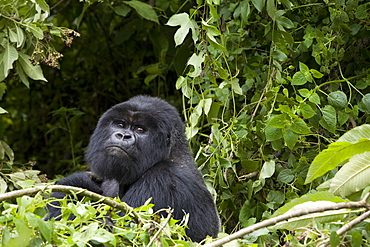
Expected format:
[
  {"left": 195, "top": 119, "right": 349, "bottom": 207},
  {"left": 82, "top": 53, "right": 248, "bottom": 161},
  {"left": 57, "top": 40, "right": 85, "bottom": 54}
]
[{"left": 203, "top": 193, "right": 370, "bottom": 247}]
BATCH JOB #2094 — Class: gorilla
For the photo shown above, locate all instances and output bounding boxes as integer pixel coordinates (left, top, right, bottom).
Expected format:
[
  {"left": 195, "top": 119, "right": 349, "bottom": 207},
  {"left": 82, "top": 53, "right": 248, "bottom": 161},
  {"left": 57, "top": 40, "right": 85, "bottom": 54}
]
[{"left": 47, "top": 95, "right": 220, "bottom": 242}]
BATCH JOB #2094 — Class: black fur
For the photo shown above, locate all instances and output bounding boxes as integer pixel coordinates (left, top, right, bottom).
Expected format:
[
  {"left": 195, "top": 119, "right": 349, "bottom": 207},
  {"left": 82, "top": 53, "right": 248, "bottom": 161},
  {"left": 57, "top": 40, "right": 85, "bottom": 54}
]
[{"left": 47, "top": 95, "right": 220, "bottom": 242}]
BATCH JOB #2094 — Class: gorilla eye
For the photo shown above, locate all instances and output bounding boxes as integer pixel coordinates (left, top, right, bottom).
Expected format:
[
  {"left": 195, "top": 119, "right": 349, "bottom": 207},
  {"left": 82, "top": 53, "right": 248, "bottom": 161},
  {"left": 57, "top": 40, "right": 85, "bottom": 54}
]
[
  {"left": 136, "top": 127, "right": 145, "bottom": 132},
  {"left": 117, "top": 122, "right": 126, "bottom": 128}
]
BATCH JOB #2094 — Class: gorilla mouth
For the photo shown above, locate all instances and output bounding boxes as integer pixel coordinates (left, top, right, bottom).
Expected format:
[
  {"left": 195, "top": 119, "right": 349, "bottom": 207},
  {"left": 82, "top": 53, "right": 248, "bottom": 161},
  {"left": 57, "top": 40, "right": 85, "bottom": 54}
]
[{"left": 105, "top": 145, "right": 131, "bottom": 158}]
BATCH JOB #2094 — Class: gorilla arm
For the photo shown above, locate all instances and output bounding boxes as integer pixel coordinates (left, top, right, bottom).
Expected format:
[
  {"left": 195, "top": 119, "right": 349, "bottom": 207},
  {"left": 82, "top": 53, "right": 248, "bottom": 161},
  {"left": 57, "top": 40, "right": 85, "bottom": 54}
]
[{"left": 46, "top": 172, "right": 120, "bottom": 219}]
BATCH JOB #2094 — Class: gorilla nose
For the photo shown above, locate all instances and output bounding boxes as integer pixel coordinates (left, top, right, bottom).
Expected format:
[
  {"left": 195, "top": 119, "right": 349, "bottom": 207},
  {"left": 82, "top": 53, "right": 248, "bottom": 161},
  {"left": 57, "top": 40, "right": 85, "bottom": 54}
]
[
  {"left": 113, "top": 132, "right": 135, "bottom": 146},
  {"left": 115, "top": 132, "right": 132, "bottom": 140}
]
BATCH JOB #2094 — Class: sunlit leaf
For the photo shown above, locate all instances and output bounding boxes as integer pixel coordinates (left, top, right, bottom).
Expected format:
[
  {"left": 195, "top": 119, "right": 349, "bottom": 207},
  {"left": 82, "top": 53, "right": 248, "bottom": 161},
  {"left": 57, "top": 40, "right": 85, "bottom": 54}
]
[{"left": 330, "top": 152, "right": 370, "bottom": 197}]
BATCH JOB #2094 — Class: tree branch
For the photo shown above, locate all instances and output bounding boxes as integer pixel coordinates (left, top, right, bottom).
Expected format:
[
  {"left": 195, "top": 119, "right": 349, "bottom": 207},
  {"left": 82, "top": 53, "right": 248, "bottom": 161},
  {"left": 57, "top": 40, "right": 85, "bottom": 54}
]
[
  {"left": 204, "top": 195, "right": 370, "bottom": 247},
  {"left": 0, "top": 185, "right": 139, "bottom": 219}
]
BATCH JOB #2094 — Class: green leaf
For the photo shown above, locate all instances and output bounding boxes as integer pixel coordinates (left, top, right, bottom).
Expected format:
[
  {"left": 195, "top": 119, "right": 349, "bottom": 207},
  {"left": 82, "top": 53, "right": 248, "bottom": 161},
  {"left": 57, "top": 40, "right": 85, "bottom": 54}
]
[
  {"left": 272, "top": 50, "right": 288, "bottom": 62},
  {"left": 16, "top": 61, "right": 30, "bottom": 88},
  {"left": 114, "top": 5, "right": 131, "bottom": 17},
  {"left": 230, "top": 78, "right": 243, "bottom": 95},
  {"left": 276, "top": 16, "right": 294, "bottom": 29},
  {"left": 284, "top": 129, "right": 298, "bottom": 150},
  {"left": 355, "top": 4, "right": 368, "bottom": 19},
  {"left": 337, "top": 124, "right": 370, "bottom": 143},
  {"left": 298, "top": 102, "right": 315, "bottom": 119},
  {"left": 23, "top": 23, "right": 44, "bottom": 39},
  {"left": 0, "top": 107, "right": 7, "bottom": 114},
  {"left": 18, "top": 52, "right": 47, "bottom": 82},
  {"left": 267, "top": 114, "right": 288, "bottom": 128},
  {"left": 290, "top": 117, "right": 311, "bottom": 134},
  {"left": 251, "top": 0, "right": 265, "bottom": 12},
  {"left": 328, "top": 91, "right": 347, "bottom": 109},
  {"left": 358, "top": 93, "right": 370, "bottom": 114},
  {"left": 319, "top": 105, "right": 336, "bottom": 133},
  {"left": 124, "top": 0, "right": 159, "bottom": 24},
  {"left": 329, "top": 152, "right": 370, "bottom": 197},
  {"left": 259, "top": 160, "right": 275, "bottom": 179},
  {"left": 309, "top": 93, "right": 321, "bottom": 104},
  {"left": 187, "top": 53, "right": 205, "bottom": 77},
  {"left": 310, "top": 68, "right": 324, "bottom": 78},
  {"left": 305, "top": 138, "right": 370, "bottom": 184},
  {"left": 265, "top": 126, "right": 283, "bottom": 142},
  {"left": 166, "top": 13, "right": 199, "bottom": 46},
  {"left": 291, "top": 71, "right": 307, "bottom": 85},
  {"left": 3, "top": 41, "right": 18, "bottom": 77}
]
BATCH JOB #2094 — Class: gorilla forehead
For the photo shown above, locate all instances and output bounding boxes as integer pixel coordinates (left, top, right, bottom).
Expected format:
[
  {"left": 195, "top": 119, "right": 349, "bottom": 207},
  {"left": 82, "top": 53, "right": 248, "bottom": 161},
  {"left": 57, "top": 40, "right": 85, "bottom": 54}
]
[{"left": 99, "top": 96, "right": 182, "bottom": 129}]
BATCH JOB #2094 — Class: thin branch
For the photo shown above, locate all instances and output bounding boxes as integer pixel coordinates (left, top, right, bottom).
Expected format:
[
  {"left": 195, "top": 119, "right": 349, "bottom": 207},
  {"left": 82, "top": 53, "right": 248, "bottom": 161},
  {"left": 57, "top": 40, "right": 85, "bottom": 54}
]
[
  {"left": 0, "top": 185, "right": 139, "bottom": 219},
  {"left": 318, "top": 209, "right": 370, "bottom": 247},
  {"left": 203, "top": 195, "right": 370, "bottom": 247},
  {"left": 147, "top": 210, "right": 173, "bottom": 247}
]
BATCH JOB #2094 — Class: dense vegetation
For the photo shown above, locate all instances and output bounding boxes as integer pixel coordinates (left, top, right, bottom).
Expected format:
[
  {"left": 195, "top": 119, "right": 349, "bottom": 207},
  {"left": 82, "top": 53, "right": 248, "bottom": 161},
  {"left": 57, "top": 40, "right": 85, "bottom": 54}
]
[{"left": 1, "top": 0, "right": 370, "bottom": 246}]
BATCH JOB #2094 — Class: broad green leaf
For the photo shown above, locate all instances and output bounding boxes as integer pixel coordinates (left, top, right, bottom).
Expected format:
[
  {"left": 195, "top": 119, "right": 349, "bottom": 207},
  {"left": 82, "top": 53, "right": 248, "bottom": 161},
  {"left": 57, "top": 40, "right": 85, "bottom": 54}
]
[
  {"left": 330, "top": 152, "right": 370, "bottom": 197},
  {"left": 0, "top": 107, "right": 7, "bottom": 114},
  {"left": 3, "top": 41, "right": 18, "bottom": 77},
  {"left": 230, "top": 78, "right": 243, "bottom": 95},
  {"left": 309, "top": 93, "right": 321, "bottom": 104},
  {"left": 319, "top": 105, "right": 336, "bottom": 133},
  {"left": 310, "top": 69, "right": 324, "bottom": 78},
  {"left": 18, "top": 52, "right": 47, "bottom": 82},
  {"left": 124, "top": 0, "right": 159, "bottom": 24},
  {"left": 358, "top": 93, "right": 370, "bottom": 114},
  {"left": 298, "top": 102, "right": 315, "bottom": 119},
  {"left": 291, "top": 71, "right": 307, "bottom": 85},
  {"left": 272, "top": 50, "right": 288, "bottom": 62},
  {"left": 284, "top": 129, "right": 298, "bottom": 150},
  {"left": 337, "top": 124, "right": 370, "bottom": 143},
  {"left": 187, "top": 53, "right": 205, "bottom": 77},
  {"left": 276, "top": 16, "right": 294, "bottom": 29},
  {"left": 23, "top": 23, "right": 44, "bottom": 39},
  {"left": 290, "top": 117, "right": 311, "bottom": 134},
  {"left": 0, "top": 140, "right": 14, "bottom": 161},
  {"left": 251, "top": 0, "right": 265, "bottom": 12},
  {"left": 265, "top": 126, "right": 283, "bottom": 142},
  {"left": 16, "top": 61, "right": 30, "bottom": 88},
  {"left": 175, "top": 76, "right": 186, "bottom": 90},
  {"left": 166, "top": 13, "right": 199, "bottom": 46},
  {"left": 201, "top": 98, "right": 212, "bottom": 116},
  {"left": 266, "top": 0, "right": 276, "bottom": 19},
  {"left": 259, "top": 160, "right": 275, "bottom": 179},
  {"left": 305, "top": 139, "right": 370, "bottom": 184},
  {"left": 355, "top": 4, "right": 368, "bottom": 19},
  {"left": 114, "top": 5, "right": 131, "bottom": 17},
  {"left": 328, "top": 91, "right": 347, "bottom": 109},
  {"left": 267, "top": 114, "right": 288, "bottom": 128},
  {"left": 277, "top": 169, "right": 294, "bottom": 183},
  {"left": 0, "top": 176, "right": 7, "bottom": 193}
]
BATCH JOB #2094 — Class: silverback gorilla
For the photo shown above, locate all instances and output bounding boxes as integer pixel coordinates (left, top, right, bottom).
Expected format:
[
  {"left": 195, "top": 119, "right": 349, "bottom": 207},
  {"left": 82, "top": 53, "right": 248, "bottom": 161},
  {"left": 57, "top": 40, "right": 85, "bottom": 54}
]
[{"left": 47, "top": 95, "right": 220, "bottom": 242}]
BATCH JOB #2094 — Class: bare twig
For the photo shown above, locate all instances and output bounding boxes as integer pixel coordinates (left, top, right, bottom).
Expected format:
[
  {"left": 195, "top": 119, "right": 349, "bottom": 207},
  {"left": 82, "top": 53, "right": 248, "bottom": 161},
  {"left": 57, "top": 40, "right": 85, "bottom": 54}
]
[
  {"left": 147, "top": 210, "right": 173, "bottom": 247},
  {"left": 203, "top": 194, "right": 370, "bottom": 247}
]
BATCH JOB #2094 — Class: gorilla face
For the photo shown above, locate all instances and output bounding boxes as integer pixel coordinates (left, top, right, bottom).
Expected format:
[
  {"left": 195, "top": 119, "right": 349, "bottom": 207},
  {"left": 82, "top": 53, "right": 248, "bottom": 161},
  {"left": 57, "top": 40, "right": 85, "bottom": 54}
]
[{"left": 85, "top": 96, "right": 180, "bottom": 185}]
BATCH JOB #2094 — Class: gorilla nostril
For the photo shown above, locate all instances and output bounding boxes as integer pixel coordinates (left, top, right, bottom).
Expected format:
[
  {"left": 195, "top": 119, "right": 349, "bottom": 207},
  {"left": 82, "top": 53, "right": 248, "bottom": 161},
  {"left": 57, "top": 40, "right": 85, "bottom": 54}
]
[
  {"left": 115, "top": 133, "right": 124, "bottom": 139},
  {"left": 123, "top": 134, "right": 132, "bottom": 139}
]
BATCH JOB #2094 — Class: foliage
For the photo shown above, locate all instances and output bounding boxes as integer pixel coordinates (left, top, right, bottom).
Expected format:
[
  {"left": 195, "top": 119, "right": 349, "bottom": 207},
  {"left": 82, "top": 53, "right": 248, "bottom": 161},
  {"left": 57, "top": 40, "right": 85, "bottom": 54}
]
[
  {"left": 1, "top": 0, "right": 370, "bottom": 246},
  {"left": 0, "top": 191, "right": 198, "bottom": 246}
]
